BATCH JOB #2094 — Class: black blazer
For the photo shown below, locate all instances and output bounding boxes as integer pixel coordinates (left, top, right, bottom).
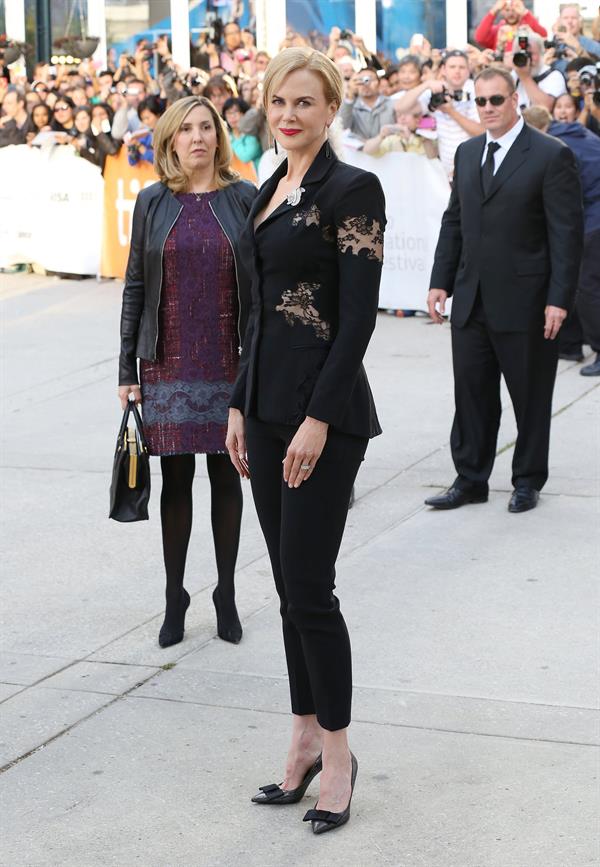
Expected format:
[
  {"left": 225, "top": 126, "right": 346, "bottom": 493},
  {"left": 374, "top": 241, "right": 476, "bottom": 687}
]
[
  {"left": 119, "top": 179, "right": 257, "bottom": 385},
  {"left": 430, "top": 123, "right": 584, "bottom": 331},
  {"left": 229, "top": 142, "right": 386, "bottom": 439}
]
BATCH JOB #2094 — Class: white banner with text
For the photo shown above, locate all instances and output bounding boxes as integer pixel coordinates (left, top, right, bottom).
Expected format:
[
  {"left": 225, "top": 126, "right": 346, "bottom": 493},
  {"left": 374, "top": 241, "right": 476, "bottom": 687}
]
[{"left": 343, "top": 148, "right": 450, "bottom": 311}]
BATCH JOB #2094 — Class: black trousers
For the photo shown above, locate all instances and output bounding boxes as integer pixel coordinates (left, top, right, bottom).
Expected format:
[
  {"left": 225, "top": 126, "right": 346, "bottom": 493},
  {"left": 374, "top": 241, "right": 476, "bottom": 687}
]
[
  {"left": 246, "top": 417, "right": 368, "bottom": 732},
  {"left": 450, "top": 295, "right": 558, "bottom": 492}
]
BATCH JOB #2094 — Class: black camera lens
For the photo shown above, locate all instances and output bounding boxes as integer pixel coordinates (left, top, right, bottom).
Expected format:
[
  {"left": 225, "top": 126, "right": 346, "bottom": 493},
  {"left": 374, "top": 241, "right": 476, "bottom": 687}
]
[
  {"left": 428, "top": 89, "right": 448, "bottom": 111},
  {"left": 513, "top": 50, "right": 530, "bottom": 68}
]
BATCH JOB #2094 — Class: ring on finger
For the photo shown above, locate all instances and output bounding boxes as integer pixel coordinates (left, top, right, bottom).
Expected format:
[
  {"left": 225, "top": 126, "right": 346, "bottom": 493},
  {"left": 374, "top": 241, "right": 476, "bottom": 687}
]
[{"left": 300, "top": 463, "right": 311, "bottom": 471}]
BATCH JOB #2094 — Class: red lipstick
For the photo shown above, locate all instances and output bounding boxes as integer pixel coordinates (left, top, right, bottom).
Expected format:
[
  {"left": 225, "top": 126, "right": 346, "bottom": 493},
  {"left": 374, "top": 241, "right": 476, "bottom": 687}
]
[{"left": 280, "top": 128, "right": 302, "bottom": 136}]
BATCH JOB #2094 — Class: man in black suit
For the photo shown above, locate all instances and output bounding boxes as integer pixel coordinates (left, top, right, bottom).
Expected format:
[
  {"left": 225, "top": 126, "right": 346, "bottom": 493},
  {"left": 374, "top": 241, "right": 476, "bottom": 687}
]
[{"left": 425, "top": 66, "right": 583, "bottom": 513}]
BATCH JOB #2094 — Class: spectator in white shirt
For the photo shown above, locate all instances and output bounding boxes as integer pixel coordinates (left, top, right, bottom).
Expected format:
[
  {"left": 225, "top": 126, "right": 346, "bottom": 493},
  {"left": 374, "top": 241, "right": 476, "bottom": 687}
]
[
  {"left": 510, "top": 33, "right": 566, "bottom": 111},
  {"left": 393, "top": 49, "right": 484, "bottom": 177}
]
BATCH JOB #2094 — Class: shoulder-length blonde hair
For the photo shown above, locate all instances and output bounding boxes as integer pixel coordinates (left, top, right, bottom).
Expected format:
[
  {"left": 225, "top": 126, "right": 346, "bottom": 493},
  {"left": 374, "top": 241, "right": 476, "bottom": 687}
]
[
  {"left": 261, "top": 48, "right": 343, "bottom": 114},
  {"left": 153, "top": 96, "right": 239, "bottom": 192}
]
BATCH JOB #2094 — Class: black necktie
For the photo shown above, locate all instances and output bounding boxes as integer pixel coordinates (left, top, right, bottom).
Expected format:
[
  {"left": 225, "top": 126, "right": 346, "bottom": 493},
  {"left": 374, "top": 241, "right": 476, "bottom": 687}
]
[{"left": 481, "top": 141, "right": 501, "bottom": 196}]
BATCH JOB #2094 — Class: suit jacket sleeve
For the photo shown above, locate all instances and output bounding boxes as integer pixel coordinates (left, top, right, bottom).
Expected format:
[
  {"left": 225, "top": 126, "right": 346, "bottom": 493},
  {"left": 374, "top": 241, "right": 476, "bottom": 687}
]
[
  {"left": 228, "top": 307, "right": 255, "bottom": 411},
  {"left": 305, "top": 172, "right": 386, "bottom": 427},
  {"left": 543, "top": 144, "right": 584, "bottom": 311},
  {"left": 118, "top": 193, "right": 146, "bottom": 385},
  {"left": 429, "top": 148, "right": 463, "bottom": 296}
]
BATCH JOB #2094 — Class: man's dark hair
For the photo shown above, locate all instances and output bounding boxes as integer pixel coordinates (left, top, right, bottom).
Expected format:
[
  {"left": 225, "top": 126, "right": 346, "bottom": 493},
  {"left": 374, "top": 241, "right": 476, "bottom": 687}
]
[
  {"left": 474, "top": 66, "right": 516, "bottom": 93},
  {"left": 565, "top": 55, "right": 598, "bottom": 72},
  {"left": 6, "top": 85, "right": 26, "bottom": 104},
  {"left": 98, "top": 69, "right": 114, "bottom": 79},
  {"left": 137, "top": 95, "right": 165, "bottom": 119},
  {"left": 222, "top": 96, "right": 249, "bottom": 121},
  {"left": 398, "top": 54, "right": 422, "bottom": 70}
]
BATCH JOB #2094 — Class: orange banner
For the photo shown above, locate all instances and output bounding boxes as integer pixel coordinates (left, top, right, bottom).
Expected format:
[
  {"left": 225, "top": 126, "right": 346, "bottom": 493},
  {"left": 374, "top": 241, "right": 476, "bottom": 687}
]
[{"left": 100, "top": 148, "right": 157, "bottom": 279}]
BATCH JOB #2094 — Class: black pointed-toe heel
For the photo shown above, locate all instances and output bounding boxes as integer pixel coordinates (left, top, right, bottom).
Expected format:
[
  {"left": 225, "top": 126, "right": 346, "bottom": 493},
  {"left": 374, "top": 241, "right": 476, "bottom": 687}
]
[
  {"left": 212, "top": 587, "right": 242, "bottom": 644},
  {"left": 303, "top": 752, "right": 358, "bottom": 835},
  {"left": 251, "top": 754, "right": 323, "bottom": 805},
  {"left": 158, "top": 588, "right": 190, "bottom": 648}
]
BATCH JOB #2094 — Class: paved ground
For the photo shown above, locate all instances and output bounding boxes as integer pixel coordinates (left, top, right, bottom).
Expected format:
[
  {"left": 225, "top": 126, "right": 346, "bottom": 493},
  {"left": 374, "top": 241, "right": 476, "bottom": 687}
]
[{"left": 1, "top": 271, "right": 598, "bottom": 867}]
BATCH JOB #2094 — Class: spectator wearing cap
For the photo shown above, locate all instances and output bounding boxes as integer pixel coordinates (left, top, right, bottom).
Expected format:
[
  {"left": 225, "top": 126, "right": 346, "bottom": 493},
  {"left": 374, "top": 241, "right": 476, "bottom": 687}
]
[
  {"left": 340, "top": 66, "right": 395, "bottom": 140},
  {"left": 0, "top": 87, "right": 35, "bottom": 147},
  {"left": 565, "top": 58, "right": 600, "bottom": 137},
  {"left": 394, "top": 50, "right": 483, "bottom": 177},
  {"left": 475, "top": 0, "right": 547, "bottom": 52}
]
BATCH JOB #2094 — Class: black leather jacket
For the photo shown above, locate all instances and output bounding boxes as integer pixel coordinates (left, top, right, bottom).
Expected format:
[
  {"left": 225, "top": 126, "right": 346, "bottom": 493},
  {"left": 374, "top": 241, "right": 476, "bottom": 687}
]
[{"left": 119, "top": 179, "right": 257, "bottom": 385}]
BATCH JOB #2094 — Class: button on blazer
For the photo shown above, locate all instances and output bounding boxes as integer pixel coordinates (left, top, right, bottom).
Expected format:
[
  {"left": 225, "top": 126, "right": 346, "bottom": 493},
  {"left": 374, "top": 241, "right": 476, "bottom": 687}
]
[{"left": 230, "top": 142, "right": 387, "bottom": 439}]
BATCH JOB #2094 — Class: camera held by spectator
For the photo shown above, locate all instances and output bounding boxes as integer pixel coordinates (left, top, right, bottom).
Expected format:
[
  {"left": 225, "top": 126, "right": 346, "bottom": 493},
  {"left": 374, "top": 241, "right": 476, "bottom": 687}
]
[
  {"left": 428, "top": 87, "right": 471, "bottom": 112},
  {"left": 578, "top": 63, "right": 600, "bottom": 107},
  {"left": 512, "top": 33, "right": 532, "bottom": 67}
]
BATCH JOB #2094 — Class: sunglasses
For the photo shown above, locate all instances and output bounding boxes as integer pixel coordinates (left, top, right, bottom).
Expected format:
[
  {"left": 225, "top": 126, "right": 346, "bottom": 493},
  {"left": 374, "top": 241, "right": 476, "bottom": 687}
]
[
  {"left": 55, "top": 104, "right": 70, "bottom": 110},
  {"left": 474, "top": 95, "right": 508, "bottom": 107}
]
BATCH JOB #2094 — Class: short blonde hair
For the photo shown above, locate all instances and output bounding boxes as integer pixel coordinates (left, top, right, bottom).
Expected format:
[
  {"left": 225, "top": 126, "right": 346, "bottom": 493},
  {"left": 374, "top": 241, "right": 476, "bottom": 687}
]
[
  {"left": 153, "top": 96, "right": 239, "bottom": 192},
  {"left": 262, "top": 47, "right": 343, "bottom": 114}
]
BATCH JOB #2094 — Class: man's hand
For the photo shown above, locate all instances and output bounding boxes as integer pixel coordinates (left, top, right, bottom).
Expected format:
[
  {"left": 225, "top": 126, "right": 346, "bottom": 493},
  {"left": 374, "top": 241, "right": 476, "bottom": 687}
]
[
  {"left": 428, "top": 289, "right": 448, "bottom": 323},
  {"left": 492, "top": 0, "right": 506, "bottom": 14},
  {"left": 544, "top": 306, "right": 567, "bottom": 340}
]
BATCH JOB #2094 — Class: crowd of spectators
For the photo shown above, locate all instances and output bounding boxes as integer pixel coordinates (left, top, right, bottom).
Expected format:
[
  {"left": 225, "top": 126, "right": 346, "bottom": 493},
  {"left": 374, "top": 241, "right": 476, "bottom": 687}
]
[
  {"left": 1, "top": 2, "right": 599, "bottom": 366},
  {"left": 1, "top": 3, "right": 599, "bottom": 181}
]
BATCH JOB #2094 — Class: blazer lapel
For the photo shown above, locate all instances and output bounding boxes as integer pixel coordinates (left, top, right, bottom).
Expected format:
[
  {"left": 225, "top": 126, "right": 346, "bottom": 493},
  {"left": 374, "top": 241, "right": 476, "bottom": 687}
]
[{"left": 483, "top": 123, "right": 531, "bottom": 203}]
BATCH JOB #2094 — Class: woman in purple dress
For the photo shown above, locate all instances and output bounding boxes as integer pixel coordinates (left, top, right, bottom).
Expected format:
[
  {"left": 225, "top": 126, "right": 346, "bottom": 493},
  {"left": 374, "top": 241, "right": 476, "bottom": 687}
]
[{"left": 118, "top": 96, "right": 257, "bottom": 647}]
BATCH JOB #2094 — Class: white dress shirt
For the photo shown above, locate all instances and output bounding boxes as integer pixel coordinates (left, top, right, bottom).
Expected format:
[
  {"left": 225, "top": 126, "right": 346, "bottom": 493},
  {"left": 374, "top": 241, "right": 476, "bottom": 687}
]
[{"left": 480, "top": 116, "right": 524, "bottom": 175}]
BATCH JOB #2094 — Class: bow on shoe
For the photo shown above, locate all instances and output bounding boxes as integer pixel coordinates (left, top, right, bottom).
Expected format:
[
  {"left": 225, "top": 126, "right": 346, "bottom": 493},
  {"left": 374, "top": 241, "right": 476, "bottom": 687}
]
[
  {"left": 257, "top": 783, "right": 286, "bottom": 801},
  {"left": 303, "top": 808, "right": 341, "bottom": 825}
]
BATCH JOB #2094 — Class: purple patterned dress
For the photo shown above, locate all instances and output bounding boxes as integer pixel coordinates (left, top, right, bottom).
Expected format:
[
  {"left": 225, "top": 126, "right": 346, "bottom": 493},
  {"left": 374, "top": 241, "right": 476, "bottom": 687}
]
[{"left": 140, "top": 191, "right": 239, "bottom": 456}]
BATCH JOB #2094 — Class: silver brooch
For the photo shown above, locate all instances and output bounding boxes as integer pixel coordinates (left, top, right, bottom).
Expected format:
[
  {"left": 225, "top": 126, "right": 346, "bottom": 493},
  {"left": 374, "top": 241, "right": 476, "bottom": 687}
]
[{"left": 286, "top": 186, "right": 305, "bottom": 206}]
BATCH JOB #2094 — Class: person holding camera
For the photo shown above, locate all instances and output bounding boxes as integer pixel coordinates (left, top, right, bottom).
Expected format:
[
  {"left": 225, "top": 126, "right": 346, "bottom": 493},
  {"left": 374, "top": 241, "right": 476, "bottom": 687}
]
[
  {"left": 111, "top": 78, "right": 147, "bottom": 139},
  {"left": 510, "top": 33, "right": 566, "bottom": 111},
  {"left": 426, "top": 66, "right": 583, "bottom": 513},
  {"left": 118, "top": 96, "right": 257, "bottom": 648},
  {"left": 126, "top": 95, "right": 165, "bottom": 166},
  {"left": 339, "top": 66, "right": 395, "bottom": 140},
  {"left": 551, "top": 5, "right": 600, "bottom": 72},
  {"left": 566, "top": 58, "right": 600, "bottom": 137},
  {"left": 394, "top": 50, "right": 483, "bottom": 177},
  {"left": 475, "top": 0, "right": 547, "bottom": 52}
]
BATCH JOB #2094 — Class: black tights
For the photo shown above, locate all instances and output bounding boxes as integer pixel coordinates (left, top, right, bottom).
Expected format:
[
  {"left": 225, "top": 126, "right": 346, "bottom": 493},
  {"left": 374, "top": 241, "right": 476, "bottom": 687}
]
[{"left": 160, "top": 453, "right": 242, "bottom": 607}]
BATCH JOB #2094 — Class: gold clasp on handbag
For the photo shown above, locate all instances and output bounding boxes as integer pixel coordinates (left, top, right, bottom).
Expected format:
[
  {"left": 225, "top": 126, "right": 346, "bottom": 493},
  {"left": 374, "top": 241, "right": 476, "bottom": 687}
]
[{"left": 127, "top": 426, "right": 138, "bottom": 489}]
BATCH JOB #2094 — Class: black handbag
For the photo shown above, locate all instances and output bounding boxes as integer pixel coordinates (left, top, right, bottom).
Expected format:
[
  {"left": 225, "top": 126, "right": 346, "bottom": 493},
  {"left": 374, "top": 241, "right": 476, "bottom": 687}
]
[{"left": 109, "top": 401, "right": 151, "bottom": 522}]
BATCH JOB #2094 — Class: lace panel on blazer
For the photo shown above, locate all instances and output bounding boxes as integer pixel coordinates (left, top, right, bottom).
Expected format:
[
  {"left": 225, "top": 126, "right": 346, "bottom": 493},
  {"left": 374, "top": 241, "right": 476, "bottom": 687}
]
[
  {"left": 275, "top": 282, "right": 331, "bottom": 341},
  {"left": 291, "top": 204, "right": 320, "bottom": 228},
  {"left": 337, "top": 215, "right": 384, "bottom": 262}
]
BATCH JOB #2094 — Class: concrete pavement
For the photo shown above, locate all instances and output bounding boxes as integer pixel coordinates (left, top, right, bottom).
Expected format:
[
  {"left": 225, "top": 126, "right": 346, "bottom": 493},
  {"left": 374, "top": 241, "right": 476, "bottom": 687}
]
[{"left": 1, "top": 272, "right": 599, "bottom": 866}]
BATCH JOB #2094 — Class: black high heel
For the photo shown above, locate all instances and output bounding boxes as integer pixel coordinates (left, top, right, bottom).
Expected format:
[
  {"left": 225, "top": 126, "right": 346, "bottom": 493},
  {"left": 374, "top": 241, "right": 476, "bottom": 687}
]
[
  {"left": 303, "top": 752, "right": 358, "bottom": 834},
  {"left": 251, "top": 754, "right": 323, "bottom": 805},
  {"left": 212, "top": 587, "right": 242, "bottom": 644},
  {"left": 158, "top": 588, "right": 190, "bottom": 648}
]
